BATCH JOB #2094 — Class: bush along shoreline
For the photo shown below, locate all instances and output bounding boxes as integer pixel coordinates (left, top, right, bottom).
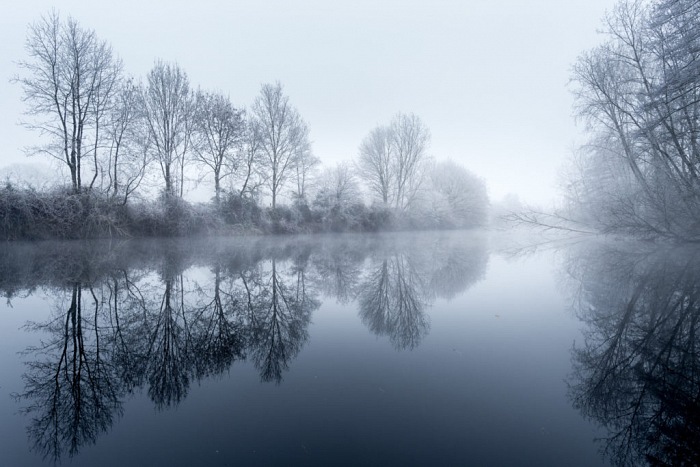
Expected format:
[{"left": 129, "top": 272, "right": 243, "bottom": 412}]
[{"left": 0, "top": 183, "right": 481, "bottom": 241}]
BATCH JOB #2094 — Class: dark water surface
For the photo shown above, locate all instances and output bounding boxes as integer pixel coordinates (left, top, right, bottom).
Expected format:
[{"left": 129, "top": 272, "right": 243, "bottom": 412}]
[{"left": 0, "top": 231, "right": 695, "bottom": 466}]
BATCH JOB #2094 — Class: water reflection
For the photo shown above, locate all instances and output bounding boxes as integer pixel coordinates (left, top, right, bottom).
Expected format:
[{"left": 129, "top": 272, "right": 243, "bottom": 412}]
[
  {"left": 1, "top": 233, "right": 487, "bottom": 461},
  {"left": 566, "top": 242, "right": 700, "bottom": 467}
]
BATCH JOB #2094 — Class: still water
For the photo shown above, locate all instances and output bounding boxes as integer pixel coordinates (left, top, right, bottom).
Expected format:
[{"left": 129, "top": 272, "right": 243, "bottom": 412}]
[{"left": 0, "top": 231, "right": 695, "bottom": 466}]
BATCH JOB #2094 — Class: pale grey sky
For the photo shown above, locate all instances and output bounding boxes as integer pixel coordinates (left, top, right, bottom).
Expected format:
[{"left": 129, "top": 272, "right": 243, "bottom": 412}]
[{"left": 0, "top": 0, "right": 616, "bottom": 205}]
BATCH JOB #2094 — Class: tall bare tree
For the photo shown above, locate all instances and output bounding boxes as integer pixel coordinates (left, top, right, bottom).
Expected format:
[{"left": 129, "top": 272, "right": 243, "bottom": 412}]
[
  {"left": 235, "top": 119, "right": 266, "bottom": 199},
  {"left": 105, "top": 78, "right": 148, "bottom": 205},
  {"left": 569, "top": 0, "right": 700, "bottom": 239},
  {"left": 139, "top": 61, "right": 193, "bottom": 198},
  {"left": 357, "top": 125, "right": 393, "bottom": 205},
  {"left": 292, "top": 142, "right": 319, "bottom": 203},
  {"left": 15, "top": 11, "right": 122, "bottom": 194},
  {"left": 390, "top": 113, "right": 431, "bottom": 211},
  {"left": 250, "top": 82, "right": 310, "bottom": 209},
  {"left": 357, "top": 113, "right": 431, "bottom": 211},
  {"left": 192, "top": 91, "right": 245, "bottom": 205}
]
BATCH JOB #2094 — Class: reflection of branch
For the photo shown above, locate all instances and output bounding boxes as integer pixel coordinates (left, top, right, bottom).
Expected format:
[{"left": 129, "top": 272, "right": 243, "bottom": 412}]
[{"left": 568, "top": 244, "right": 700, "bottom": 467}]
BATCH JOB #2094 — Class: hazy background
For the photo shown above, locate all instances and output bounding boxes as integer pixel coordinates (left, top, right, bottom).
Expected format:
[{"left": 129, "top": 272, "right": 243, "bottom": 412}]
[{"left": 0, "top": 0, "right": 615, "bottom": 206}]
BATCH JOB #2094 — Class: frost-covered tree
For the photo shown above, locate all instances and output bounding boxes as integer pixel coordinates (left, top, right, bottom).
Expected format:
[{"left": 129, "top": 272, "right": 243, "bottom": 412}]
[
  {"left": 357, "top": 113, "right": 431, "bottom": 212},
  {"left": 314, "top": 162, "right": 360, "bottom": 211},
  {"left": 568, "top": 0, "right": 700, "bottom": 240},
  {"left": 358, "top": 125, "right": 393, "bottom": 205},
  {"left": 250, "top": 82, "right": 310, "bottom": 209},
  {"left": 105, "top": 78, "right": 149, "bottom": 204},
  {"left": 426, "top": 160, "right": 488, "bottom": 228},
  {"left": 15, "top": 11, "right": 122, "bottom": 193},
  {"left": 139, "top": 61, "right": 194, "bottom": 198},
  {"left": 191, "top": 91, "right": 245, "bottom": 205}
]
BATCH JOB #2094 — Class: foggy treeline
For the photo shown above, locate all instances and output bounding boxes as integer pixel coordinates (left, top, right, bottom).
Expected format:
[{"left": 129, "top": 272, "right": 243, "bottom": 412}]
[
  {"left": 538, "top": 0, "right": 700, "bottom": 241},
  {"left": 3, "top": 233, "right": 487, "bottom": 460},
  {"left": 5, "top": 11, "right": 488, "bottom": 240}
]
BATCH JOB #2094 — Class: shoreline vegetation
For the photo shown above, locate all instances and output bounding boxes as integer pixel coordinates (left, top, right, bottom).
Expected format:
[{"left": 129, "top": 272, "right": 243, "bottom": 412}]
[
  {"left": 0, "top": 182, "right": 487, "bottom": 241},
  {"left": 10, "top": 0, "right": 700, "bottom": 243},
  {"left": 5, "top": 11, "right": 489, "bottom": 241}
]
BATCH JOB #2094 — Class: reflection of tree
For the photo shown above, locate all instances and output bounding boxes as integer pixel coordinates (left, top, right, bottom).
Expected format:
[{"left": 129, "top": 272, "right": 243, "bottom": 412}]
[
  {"left": 7, "top": 232, "right": 485, "bottom": 460},
  {"left": 190, "top": 265, "right": 245, "bottom": 379},
  {"left": 245, "top": 259, "right": 318, "bottom": 383},
  {"left": 145, "top": 274, "right": 192, "bottom": 408},
  {"left": 17, "top": 283, "right": 122, "bottom": 462},
  {"left": 358, "top": 255, "right": 430, "bottom": 350},
  {"left": 567, "top": 244, "right": 700, "bottom": 467},
  {"left": 425, "top": 237, "right": 488, "bottom": 300},
  {"left": 357, "top": 234, "right": 487, "bottom": 350},
  {"left": 9, "top": 239, "right": 321, "bottom": 461},
  {"left": 312, "top": 246, "right": 364, "bottom": 304}
]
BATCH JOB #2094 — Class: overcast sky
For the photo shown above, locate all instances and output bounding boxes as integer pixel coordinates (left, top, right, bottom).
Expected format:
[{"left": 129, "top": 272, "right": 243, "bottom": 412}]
[{"left": 0, "top": 0, "right": 616, "bottom": 205}]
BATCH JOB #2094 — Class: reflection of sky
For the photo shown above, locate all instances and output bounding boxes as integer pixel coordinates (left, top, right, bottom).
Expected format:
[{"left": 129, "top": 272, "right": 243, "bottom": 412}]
[
  {"left": 0, "top": 0, "right": 616, "bottom": 205},
  {"left": 0, "top": 234, "right": 606, "bottom": 466}
]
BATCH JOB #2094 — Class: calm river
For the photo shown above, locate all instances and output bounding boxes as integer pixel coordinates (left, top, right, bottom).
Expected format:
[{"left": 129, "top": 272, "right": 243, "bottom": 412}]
[{"left": 0, "top": 231, "right": 695, "bottom": 466}]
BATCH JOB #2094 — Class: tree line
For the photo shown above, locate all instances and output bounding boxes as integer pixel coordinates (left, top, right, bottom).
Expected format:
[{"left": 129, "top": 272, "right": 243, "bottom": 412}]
[{"left": 7, "top": 11, "right": 488, "bottom": 240}]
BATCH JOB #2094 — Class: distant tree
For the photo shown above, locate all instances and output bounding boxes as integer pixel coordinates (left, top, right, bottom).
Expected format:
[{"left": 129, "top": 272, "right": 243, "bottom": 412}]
[
  {"left": 235, "top": 119, "right": 266, "bottom": 199},
  {"left": 191, "top": 91, "right": 245, "bottom": 205},
  {"left": 390, "top": 113, "right": 431, "bottom": 211},
  {"left": 139, "top": 61, "right": 194, "bottom": 198},
  {"left": 250, "top": 82, "right": 310, "bottom": 209},
  {"left": 292, "top": 143, "right": 319, "bottom": 203},
  {"left": 358, "top": 125, "right": 394, "bottom": 205},
  {"left": 314, "top": 162, "right": 361, "bottom": 212},
  {"left": 427, "top": 160, "right": 489, "bottom": 228},
  {"left": 15, "top": 11, "right": 122, "bottom": 193},
  {"left": 357, "top": 113, "right": 431, "bottom": 211}
]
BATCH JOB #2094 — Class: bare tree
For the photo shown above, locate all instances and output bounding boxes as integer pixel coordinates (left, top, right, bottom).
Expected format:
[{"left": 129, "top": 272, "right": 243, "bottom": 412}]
[
  {"left": 15, "top": 11, "right": 122, "bottom": 194},
  {"left": 315, "top": 162, "right": 361, "bottom": 210},
  {"left": 357, "top": 125, "right": 393, "bottom": 205},
  {"left": 292, "top": 142, "right": 319, "bottom": 203},
  {"left": 250, "top": 82, "right": 310, "bottom": 209},
  {"left": 390, "top": 113, "right": 431, "bottom": 211},
  {"left": 104, "top": 78, "right": 149, "bottom": 205},
  {"left": 569, "top": 0, "right": 700, "bottom": 239},
  {"left": 192, "top": 91, "right": 244, "bottom": 205},
  {"left": 139, "top": 61, "right": 193, "bottom": 198},
  {"left": 357, "top": 113, "right": 431, "bottom": 211},
  {"left": 234, "top": 119, "right": 266, "bottom": 199}
]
